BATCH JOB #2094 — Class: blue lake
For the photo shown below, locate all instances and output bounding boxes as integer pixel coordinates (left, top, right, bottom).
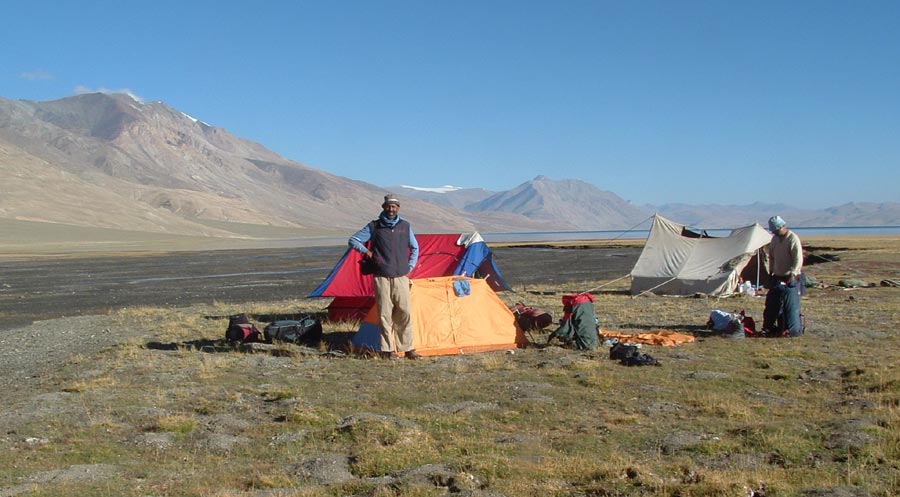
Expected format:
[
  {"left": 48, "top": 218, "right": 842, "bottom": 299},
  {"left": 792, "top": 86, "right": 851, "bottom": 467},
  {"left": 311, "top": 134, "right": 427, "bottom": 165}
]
[{"left": 481, "top": 226, "right": 900, "bottom": 243}]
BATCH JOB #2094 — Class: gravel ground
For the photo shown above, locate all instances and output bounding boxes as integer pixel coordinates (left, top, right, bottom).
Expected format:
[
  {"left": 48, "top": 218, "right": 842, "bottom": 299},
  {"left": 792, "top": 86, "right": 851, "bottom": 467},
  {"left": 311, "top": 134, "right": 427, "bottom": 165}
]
[
  {"left": 2, "top": 243, "right": 893, "bottom": 497},
  {"left": 0, "top": 244, "right": 639, "bottom": 404}
]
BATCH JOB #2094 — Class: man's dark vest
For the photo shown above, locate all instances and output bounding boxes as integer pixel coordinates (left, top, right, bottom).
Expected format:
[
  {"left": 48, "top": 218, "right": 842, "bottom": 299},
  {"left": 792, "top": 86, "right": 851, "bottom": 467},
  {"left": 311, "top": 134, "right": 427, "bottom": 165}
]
[{"left": 370, "top": 219, "right": 411, "bottom": 278}]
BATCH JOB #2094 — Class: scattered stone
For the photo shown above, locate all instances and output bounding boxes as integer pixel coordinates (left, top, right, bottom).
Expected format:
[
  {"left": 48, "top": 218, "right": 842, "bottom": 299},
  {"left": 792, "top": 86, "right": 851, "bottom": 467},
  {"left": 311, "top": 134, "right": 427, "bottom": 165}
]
[
  {"left": 698, "top": 451, "right": 766, "bottom": 471},
  {"left": 803, "top": 487, "right": 874, "bottom": 497},
  {"left": 655, "top": 431, "right": 713, "bottom": 455},
  {"left": 200, "top": 433, "right": 248, "bottom": 453},
  {"left": 641, "top": 401, "right": 684, "bottom": 416},
  {"left": 205, "top": 413, "right": 254, "bottom": 432},
  {"left": 135, "top": 432, "right": 174, "bottom": 450},
  {"left": 421, "top": 401, "right": 499, "bottom": 414},
  {"left": 825, "top": 418, "right": 878, "bottom": 454},
  {"left": 746, "top": 391, "right": 791, "bottom": 406},
  {"left": 336, "top": 412, "right": 418, "bottom": 431},
  {"left": 291, "top": 453, "right": 355, "bottom": 485},
  {"left": 798, "top": 369, "right": 844, "bottom": 382},
  {"left": 269, "top": 430, "right": 311, "bottom": 445},
  {"left": 830, "top": 398, "right": 875, "bottom": 411},
  {"left": 393, "top": 463, "right": 482, "bottom": 492},
  {"left": 24, "top": 463, "right": 120, "bottom": 484},
  {"left": 683, "top": 370, "right": 729, "bottom": 380},
  {"left": 495, "top": 433, "right": 541, "bottom": 445},
  {"left": 507, "top": 382, "right": 554, "bottom": 402}
]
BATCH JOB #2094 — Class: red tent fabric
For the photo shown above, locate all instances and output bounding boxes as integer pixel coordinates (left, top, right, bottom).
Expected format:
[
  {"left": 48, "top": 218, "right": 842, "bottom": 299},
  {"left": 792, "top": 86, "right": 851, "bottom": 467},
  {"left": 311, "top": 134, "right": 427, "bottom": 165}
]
[{"left": 309, "top": 233, "right": 510, "bottom": 321}]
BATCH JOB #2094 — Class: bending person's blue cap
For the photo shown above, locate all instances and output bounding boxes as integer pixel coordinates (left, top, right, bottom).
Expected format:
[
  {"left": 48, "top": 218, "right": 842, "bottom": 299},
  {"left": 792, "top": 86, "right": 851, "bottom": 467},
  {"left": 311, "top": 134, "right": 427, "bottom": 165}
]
[{"left": 768, "top": 215, "right": 786, "bottom": 231}]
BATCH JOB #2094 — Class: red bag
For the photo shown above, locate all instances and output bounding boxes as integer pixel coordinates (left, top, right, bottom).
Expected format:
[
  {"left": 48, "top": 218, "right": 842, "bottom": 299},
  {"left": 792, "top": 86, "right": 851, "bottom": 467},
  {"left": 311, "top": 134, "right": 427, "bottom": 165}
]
[
  {"left": 225, "top": 314, "right": 262, "bottom": 343},
  {"left": 511, "top": 303, "right": 553, "bottom": 330},
  {"left": 226, "top": 323, "right": 261, "bottom": 343},
  {"left": 739, "top": 310, "right": 757, "bottom": 336}
]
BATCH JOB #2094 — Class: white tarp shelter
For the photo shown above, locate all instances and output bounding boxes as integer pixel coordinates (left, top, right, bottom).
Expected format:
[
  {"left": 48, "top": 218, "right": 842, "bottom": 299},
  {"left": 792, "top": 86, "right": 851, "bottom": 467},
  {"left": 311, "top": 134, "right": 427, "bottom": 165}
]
[{"left": 630, "top": 215, "right": 772, "bottom": 297}]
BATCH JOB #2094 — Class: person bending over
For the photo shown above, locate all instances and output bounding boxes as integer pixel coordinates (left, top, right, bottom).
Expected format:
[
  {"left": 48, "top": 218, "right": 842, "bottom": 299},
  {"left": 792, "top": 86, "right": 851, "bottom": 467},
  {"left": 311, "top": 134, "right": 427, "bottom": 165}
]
[{"left": 763, "top": 215, "right": 804, "bottom": 337}]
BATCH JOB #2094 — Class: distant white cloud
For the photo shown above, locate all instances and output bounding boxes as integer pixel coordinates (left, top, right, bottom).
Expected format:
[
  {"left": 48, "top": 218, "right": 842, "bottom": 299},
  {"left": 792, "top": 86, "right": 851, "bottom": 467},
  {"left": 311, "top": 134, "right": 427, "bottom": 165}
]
[
  {"left": 18, "top": 70, "right": 54, "bottom": 81},
  {"left": 73, "top": 86, "right": 144, "bottom": 103}
]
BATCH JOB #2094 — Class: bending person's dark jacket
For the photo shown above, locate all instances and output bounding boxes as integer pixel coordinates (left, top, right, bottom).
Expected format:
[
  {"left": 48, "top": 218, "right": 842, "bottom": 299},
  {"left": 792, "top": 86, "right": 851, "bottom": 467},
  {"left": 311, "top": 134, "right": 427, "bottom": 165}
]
[{"left": 550, "top": 300, "right": 599, "bottom": 350}]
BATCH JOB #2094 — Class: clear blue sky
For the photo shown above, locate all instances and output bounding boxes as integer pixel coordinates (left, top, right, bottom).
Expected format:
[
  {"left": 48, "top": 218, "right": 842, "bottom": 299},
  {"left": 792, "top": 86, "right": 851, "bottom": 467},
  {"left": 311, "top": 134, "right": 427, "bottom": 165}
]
[{"left": 3, "top": 1, "right": 898, "bottom": 208}]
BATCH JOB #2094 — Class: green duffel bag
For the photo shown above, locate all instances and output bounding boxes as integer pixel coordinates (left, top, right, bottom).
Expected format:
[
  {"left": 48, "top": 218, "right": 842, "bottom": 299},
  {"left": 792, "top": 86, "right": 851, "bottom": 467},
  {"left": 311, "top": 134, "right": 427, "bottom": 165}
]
[{"left": 263, "top": 318, "right": 322, "bottom": 346}]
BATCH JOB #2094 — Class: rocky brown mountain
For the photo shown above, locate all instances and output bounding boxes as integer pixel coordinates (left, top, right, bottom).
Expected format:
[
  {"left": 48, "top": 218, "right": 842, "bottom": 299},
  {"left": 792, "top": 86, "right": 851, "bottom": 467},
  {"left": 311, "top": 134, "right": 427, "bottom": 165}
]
[
  {"left": 465, "top": 176, "right": 653, "bottom": 230},
  {"left": 0, "top": 93, "right": 478, "bottom": 241},
  {"left": 1, "top": 93, "right": 897, "bottom": 251}
]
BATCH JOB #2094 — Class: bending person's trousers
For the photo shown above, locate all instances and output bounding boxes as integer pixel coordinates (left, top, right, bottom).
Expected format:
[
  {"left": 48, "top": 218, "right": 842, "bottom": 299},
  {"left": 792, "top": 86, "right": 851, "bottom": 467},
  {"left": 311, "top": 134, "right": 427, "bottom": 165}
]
[{"left": 763, "top": 280, "right": 803, "bottom": 337}]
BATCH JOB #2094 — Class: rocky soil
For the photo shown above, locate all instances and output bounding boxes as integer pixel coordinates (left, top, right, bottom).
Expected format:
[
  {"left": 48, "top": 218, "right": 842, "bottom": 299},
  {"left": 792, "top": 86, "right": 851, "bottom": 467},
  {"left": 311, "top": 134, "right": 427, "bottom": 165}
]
[{"left": 0, "top": 244, "right": 638, "bottom": 404}]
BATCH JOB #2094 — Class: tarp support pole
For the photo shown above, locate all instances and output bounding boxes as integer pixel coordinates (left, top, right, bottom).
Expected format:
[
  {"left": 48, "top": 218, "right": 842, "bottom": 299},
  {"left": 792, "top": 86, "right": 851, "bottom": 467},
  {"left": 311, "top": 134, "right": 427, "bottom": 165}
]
[
  {"left": 607, "top": 215, "right": 655, "bottom": 242},
  {"left": 582, "top": 273, "right": 632, "bottom": 294},
  {"left": 632, "top": 276, "right": 679, "bottom": 299}
]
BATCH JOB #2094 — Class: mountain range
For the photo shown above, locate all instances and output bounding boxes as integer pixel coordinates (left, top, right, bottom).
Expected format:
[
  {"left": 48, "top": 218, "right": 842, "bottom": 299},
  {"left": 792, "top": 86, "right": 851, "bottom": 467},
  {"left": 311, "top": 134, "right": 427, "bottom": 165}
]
[{"left": 1, "top": 93, "right": 897, "bottom": 249}]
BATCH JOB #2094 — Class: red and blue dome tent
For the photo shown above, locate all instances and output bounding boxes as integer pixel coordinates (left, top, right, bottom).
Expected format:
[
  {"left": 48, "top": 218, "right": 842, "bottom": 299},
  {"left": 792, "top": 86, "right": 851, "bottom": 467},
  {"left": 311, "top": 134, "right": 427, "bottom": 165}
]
[{"left": 309, "top": 232, "right": 511, "bottom": 321}]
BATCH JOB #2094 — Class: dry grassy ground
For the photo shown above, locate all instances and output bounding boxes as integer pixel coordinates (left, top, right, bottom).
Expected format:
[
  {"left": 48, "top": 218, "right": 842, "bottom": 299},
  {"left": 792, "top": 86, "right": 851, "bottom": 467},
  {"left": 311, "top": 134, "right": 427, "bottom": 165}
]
[{"left": 0, "top": 237, "right": 897, "bottom": 497}]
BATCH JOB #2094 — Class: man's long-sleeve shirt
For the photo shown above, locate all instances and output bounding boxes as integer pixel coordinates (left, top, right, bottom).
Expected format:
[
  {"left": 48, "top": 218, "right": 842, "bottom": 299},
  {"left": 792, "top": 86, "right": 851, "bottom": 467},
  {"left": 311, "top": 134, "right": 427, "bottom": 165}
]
[
  {"left": 349, "top": 217, "right": 419, "bottom": 271},
  {"left": 767, "top": 230, "right": 803, "bottom": 277}
]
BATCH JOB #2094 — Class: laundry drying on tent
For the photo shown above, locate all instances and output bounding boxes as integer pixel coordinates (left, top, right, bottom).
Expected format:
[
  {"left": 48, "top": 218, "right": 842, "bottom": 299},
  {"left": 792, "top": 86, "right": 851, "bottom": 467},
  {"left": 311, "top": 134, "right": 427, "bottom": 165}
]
[
  {"left": 630, "top": 215, "right": 772, "bottom": 297},
  {"left": 310, "top": 232, "right": 510, "bottom": 321},
  {"left": 351, "top": 276, "right": 527, "bottom": 357}
]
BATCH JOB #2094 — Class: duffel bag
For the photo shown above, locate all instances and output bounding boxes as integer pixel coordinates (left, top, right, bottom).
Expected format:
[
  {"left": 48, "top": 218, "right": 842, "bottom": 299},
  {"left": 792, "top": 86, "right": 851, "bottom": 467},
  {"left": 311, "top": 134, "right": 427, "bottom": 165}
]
[
  {"left": 226, "top": 322, "right": 262, "bottom": 343},
  {"left": 264, "top": 318, "right": 323, "bottom": 346},
  {"left": 510, "top": 302, "right": 553, "bottom": 331}
]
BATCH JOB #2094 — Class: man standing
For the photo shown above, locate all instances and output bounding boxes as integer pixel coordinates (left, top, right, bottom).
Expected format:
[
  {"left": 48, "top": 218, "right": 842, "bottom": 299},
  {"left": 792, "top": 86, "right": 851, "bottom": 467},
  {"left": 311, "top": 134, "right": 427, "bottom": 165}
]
[
  {"left": 349, "top": 194, "right": 421, "bottom": 359},
  {"left": 763, "top": 215, "right": 804, "bottom": 337}
]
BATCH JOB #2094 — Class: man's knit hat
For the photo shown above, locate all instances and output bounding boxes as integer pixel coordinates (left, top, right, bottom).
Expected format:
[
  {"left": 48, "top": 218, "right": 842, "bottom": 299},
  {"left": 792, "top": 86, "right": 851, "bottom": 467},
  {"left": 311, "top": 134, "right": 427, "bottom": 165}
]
[
  {"left": 382, "top": 193, "right": 400, "bottom": 207},
  {"left": 768, "top": 215, "right": 786, "bottom": 231}
]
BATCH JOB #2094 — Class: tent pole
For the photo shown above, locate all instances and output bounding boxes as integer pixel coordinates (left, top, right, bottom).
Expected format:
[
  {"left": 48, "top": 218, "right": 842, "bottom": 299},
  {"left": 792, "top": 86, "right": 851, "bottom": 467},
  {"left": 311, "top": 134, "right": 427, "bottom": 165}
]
[{"left": 756, "top": 248, "right": 761, "bottom": 289}]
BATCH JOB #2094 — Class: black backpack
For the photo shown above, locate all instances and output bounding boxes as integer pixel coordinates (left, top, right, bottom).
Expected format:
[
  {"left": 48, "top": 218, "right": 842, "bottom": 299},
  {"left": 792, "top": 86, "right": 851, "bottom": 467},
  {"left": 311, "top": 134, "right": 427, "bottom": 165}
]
[
  {"left": 264, "top": 318, "right": 323, "bottom": 346},
  {"left": 609, "top": 342, "right": 660, "bottom": 366}
]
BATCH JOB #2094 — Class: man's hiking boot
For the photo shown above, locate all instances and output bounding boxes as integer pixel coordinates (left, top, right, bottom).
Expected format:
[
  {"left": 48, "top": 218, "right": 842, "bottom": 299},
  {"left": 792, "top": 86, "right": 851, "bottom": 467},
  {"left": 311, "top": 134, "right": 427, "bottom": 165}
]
[
  {"left": 380, "top": 352, "right": 400, "bottom": 360},
  {"left": 405, "top": 350, "right": 423, "bottom": 360}
]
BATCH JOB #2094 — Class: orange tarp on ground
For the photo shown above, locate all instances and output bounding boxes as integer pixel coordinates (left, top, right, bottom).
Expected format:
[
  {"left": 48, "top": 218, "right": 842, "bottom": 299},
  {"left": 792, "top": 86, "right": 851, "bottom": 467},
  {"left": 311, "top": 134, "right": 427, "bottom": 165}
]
[{"left": 600, "top": 330, "right": 695, "bottom": 346}]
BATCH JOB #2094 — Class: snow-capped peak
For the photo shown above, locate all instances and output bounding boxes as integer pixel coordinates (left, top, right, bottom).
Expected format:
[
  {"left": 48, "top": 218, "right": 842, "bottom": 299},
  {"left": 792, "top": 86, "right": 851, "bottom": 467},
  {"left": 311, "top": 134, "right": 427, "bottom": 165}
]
[
  {"left": 179, "top": 111, "right": 210, "bottom": 127},
  {"left": 400, "top": 185, "right": 463, "bottom": 193}
]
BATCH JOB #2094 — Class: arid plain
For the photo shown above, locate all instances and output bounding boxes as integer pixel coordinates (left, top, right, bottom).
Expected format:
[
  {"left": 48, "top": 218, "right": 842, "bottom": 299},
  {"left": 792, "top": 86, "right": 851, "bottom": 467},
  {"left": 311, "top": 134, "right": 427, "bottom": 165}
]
[{"left": 0, "top": 234, "right": 898, "bottom": 496}]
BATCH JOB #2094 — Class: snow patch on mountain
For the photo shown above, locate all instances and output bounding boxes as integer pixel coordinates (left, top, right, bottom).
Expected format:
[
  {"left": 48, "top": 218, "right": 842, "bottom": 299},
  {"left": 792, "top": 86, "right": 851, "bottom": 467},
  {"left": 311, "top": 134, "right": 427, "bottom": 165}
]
[{"left": 399, "top": 185, "right": 463, "bottom": 193}]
